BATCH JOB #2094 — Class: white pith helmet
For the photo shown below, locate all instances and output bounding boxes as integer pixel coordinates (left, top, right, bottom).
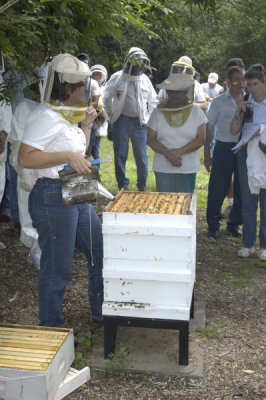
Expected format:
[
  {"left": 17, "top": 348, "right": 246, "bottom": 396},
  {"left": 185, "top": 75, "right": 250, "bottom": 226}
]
[
  {"left": 41, "top": 53, "right": 92, "bottom": 109},
  {"left": 90, "top": 64, "right": 108, "bottom": 85}
]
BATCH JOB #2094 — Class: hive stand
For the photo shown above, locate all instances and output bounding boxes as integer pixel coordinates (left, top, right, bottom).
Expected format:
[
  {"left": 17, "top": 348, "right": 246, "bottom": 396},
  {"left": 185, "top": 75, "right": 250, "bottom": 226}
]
[{"left": 103, "top": 290, "right": 194, "bottom": 366}]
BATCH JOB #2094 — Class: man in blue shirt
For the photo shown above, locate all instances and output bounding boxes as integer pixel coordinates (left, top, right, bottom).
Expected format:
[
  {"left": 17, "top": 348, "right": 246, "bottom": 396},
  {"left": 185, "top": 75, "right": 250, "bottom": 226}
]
[{"left": 204, "top": 66, "right": 245, "bottom": 238}]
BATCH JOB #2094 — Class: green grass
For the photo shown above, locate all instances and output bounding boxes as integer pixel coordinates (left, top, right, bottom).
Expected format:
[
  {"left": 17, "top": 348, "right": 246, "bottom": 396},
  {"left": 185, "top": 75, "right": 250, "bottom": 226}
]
[{"left": 99, "top": 137, "right": 208, "bottom": 204}]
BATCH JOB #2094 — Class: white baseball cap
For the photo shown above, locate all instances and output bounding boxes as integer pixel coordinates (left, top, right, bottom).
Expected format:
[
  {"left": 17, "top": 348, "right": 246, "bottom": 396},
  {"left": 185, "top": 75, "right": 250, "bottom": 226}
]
[{"left": 208, "top": 72, "right": 218, "bottom": 83}]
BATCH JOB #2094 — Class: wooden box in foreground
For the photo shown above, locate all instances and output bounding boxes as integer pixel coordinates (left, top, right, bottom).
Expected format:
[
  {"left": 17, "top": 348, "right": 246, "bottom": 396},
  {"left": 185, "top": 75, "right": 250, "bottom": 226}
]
[{"left": 0, "top": 324, "right": 74, "bottom": 400}]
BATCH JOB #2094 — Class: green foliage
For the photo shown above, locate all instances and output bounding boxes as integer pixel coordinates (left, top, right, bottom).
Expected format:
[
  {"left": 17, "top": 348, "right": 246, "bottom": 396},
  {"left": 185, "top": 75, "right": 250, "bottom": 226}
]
[
  {"left": 216, "top": 260, "right": 261, "bottom": 287},
  {"left": 76, "top": 329, "right": 98, "bottom": 350},
  {"left": 196, "top": 325, "right": 218, "bottom": 338},
  {"left": 73, "top": 351, "right": 84, "bottom": 368},
  {"left": 104, "top": 346, "right": 128, "bottom": 377}
]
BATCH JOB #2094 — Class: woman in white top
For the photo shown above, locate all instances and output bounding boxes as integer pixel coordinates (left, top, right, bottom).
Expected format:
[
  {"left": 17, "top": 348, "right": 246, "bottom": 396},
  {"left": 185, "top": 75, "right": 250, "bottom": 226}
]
[
  {"left": 18, "top": 54, "right": 103, "bottom": 327},
  {"left": 147, "top": 72, "right": 207, "bottom": 193}
]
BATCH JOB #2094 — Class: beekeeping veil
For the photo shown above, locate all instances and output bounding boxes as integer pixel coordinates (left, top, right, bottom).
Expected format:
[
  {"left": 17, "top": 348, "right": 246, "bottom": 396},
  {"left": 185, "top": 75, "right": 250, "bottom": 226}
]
[
  {"left": 90, "top": 64, "right": 108, "bottom": 86},
  {"left": 123, "top": 47, "right": 150, "bottom": 76},
  {"left": 171, "top": 56, "right": 195, "bottom": 77},
  {"left": 41, "top": 53, "right": 92, "bottom": 122},
  {"left": 157, "top": 72, "right": 195, "bottom": 127}
]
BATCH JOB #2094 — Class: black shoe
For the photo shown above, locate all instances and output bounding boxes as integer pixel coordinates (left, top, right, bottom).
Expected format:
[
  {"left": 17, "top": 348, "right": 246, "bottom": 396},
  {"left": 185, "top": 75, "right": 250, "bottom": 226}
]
[
  {"left": 0, "top": 209, "right": 12, "bottom": 222},
  {"left": 14, "top": 222, "right": 21, "bottom": 237},
  {"left": 92, "top": 315, "right": 104, "bottom": 325},
  {"left": 208, "top": 229, "right": 219, "bottom": 239},
  {"left": 226, "top": 226, "right": 242, "bottom": 237}
]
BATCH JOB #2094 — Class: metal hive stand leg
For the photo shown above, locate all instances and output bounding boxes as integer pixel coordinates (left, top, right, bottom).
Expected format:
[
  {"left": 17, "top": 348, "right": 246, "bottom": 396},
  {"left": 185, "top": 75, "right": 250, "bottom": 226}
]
[
  {"left": 103, "top": 316, "right": 189, "bottom": 365},
  {"left": 104, "top": 317, "right": 117, "bottom": 358}
]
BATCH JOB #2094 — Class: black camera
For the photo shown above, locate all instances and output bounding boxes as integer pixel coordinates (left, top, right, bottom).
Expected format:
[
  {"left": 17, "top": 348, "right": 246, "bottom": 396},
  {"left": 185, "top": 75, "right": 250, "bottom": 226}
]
[{"left": 243, "top": 106, "right": 254, "bottom": 123}]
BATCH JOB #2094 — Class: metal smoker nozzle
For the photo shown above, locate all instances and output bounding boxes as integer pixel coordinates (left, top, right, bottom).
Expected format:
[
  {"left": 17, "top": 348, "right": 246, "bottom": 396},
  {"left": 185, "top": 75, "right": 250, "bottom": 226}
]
[{"left": 62, "top": 178, "right": 114, "bottom": 206}]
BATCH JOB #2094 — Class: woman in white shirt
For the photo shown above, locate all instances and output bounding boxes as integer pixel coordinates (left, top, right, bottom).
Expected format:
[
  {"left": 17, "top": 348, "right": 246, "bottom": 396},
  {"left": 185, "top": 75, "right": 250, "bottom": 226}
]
[
  {"left": 18, "top": 54, "right": 103, "bottom": 327},
  {"left": 147, "top": 73, "right": 207, "bottom": 193}
]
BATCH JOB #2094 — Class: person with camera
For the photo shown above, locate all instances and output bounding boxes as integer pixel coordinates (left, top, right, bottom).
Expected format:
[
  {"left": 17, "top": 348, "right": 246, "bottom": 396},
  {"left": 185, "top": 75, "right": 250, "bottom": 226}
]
[
  {"left": 204, "top": 65, "right": 245, "bottom": 239},
  {"left": 230, "top": 64, "right": 266, "bottom": 260}
]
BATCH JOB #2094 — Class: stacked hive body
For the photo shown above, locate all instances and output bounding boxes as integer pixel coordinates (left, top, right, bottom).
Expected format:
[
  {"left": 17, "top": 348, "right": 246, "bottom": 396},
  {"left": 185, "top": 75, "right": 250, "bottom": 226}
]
[
  {"left": 0, "top": 324, "right": 74, "bottom": 400},
  {"left": 102, "top": 190, "right": 197, "bottom": 321}
]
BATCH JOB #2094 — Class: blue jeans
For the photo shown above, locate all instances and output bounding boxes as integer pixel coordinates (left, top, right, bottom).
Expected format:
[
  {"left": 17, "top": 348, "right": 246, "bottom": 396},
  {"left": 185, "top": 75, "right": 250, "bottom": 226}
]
[
  {"left": 0, "top": 160, "right": 10, "bottom": 211},
  {"left": 29, "top": 178, "right": 103, "bottom": 327},
  {"left": 238, "top": 145, "right": 266, "bottom": 249},
  {"left": 0, "top": 143, "right": 19, "bottom": 226},
  {"left": 112, "top": 115, "right": 148, "bottom": 190},
  {"left": 210, "top": 126, "right": 216, "bottom": 156},
  {"left": 155, "top": 171, "right": 196, "bottom": 193},
  {"left": 207, "top": 140, "right": 242, "bottom": 231},
  {"left": 91, "top": 136, "right": 101, "bottom": 168}
]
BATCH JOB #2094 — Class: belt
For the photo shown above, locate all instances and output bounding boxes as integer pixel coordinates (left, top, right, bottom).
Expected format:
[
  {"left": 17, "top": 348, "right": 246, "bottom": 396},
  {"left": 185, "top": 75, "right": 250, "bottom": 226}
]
[{"left": 120, "top": 114, "right": 139, "bottom": 120}]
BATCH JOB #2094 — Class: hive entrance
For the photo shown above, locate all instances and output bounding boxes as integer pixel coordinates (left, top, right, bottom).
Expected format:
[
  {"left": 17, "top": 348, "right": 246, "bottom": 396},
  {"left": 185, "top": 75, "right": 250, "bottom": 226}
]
[{"left": 106, "top": 191, "right": 192, "bottom": 215}]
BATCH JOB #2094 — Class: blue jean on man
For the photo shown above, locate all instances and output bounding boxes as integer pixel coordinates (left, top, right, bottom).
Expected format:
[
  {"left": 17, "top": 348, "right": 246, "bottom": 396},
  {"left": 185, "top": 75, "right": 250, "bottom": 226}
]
[
  {"left": 238, "top": 145, "right": 266, "bottom": 249},
  {"left": 29, "top": 178, "right": 103, "bottom": 327},
  {"left": 112, "top": 115, "right": 148, "bottom": 190},
  {"left": 0, "top": 143, "right": 20, "bottom": 226},
  {"left": 207, "top": 140, "right": 242, "bottom": 231},
  {"left": 91, "top": 136, "right": 101, "bottom": 166},
  {"left": 210, "top": 126, "right": 216, "bottom": 156}
]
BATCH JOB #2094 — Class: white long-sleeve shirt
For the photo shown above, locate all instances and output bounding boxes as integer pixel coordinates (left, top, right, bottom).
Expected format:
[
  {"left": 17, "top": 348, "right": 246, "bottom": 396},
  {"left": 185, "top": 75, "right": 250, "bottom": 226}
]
[{"left": 103, "top": 70, "right": 158, "bottom": 125}]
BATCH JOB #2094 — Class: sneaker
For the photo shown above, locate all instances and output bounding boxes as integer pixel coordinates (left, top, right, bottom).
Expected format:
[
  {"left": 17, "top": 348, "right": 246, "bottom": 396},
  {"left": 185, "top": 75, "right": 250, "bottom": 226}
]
[
  {"left": 138, "top": 187, "right": 149, "bottom": 192},
  {"left": 237, "top": 247, "right": 255, "bottom": 258},
  {"left": 257, "top": 248, "right": 266, "bottom": 261},
  {"left": 27, "top": 248, "right": 41, "bottom": 270}
]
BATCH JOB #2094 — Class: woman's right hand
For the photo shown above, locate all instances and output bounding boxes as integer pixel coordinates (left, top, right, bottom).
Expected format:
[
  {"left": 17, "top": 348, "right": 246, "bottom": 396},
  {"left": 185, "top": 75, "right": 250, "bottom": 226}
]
[{"left": 66, "top": 152, "right": 92, "bottom": 174}]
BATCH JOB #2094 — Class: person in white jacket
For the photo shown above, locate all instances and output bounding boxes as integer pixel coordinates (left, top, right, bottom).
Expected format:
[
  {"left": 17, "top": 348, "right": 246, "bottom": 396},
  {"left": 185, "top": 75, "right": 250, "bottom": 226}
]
[
  {"left": 9, "top": 99, "right": 41, "bottom": 268},
  {"left": 103, "top": 47, "right": 158, "bottom": 191}
]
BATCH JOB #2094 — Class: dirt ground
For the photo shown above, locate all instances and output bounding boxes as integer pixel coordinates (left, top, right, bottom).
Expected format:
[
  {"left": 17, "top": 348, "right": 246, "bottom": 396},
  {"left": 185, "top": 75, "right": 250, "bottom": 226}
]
[{"left": 0, "top": 209, "right": 265, "bottom": 400}]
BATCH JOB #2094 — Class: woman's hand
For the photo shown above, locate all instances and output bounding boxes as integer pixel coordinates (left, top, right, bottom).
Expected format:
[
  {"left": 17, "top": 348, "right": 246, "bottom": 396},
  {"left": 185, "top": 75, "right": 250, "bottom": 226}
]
[
  {"left": 165, "top": 149, "right": 182, "bottom": 167},
  {"left": 66, "top": 152, "right": 92, "bottom": 174},
  {"left": 83, "top": 98, "right": 97, "bottom": 127}
]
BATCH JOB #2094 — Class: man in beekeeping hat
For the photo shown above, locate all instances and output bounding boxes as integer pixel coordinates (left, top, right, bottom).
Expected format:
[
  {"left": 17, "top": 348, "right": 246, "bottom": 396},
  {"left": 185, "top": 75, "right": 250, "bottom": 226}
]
[{"left": 103, "top": 47, "right": 158, "bottom": 192}]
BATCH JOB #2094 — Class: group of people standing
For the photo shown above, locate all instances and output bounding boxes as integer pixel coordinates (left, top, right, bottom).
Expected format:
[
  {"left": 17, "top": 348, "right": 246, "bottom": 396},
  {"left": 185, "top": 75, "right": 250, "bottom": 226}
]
[{"left": 0, "top": 47, "right": 265, "bottom": 329}]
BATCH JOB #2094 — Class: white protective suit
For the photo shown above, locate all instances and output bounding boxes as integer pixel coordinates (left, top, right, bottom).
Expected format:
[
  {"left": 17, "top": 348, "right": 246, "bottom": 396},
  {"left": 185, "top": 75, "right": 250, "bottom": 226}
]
[
  {"left": 0, "top": 75, "right": 12, "bottom": 202},
  {"left": 247, "top": 124, "right": 266, "bottom": 194},
  {"left": 9, "top": 99, "right": 39, "bottom": 250}
]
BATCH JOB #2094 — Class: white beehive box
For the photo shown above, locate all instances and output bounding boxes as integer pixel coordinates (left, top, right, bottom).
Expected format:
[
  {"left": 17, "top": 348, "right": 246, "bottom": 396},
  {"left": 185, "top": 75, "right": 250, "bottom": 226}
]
[
  {"left": 0, "top": 324, "right": 75, "bottom": 400},
  {"left": 102, "top": 191, "right": 197, "bottom": 321}
]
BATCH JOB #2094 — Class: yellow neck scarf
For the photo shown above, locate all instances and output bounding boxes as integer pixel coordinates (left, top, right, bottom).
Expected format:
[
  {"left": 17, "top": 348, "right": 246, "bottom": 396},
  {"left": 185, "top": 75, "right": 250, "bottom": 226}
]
[
  {"left": 160, "top": 106, "right": 193, "bottom": 128},
  {"left": 50, "top": 100, "right": 87, "bottom": 124}
]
